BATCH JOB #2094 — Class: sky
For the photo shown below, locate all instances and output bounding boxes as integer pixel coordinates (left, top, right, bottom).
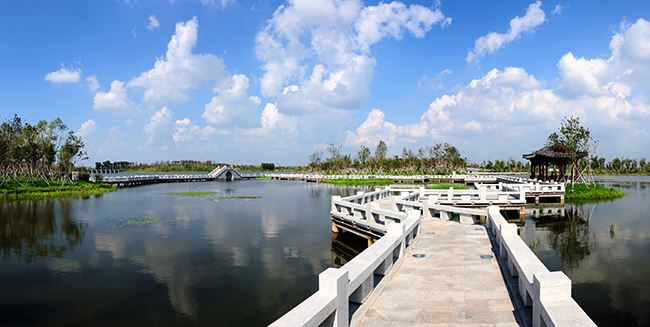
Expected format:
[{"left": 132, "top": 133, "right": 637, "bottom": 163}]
[{"left": 1, "top": 0, "right": 650, "bottom": 165}]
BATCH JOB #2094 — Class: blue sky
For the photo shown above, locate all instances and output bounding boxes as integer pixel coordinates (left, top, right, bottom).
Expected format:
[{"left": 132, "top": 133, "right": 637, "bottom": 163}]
[{"left": 2, "top": 0, "right": 649, "bottom": 165}]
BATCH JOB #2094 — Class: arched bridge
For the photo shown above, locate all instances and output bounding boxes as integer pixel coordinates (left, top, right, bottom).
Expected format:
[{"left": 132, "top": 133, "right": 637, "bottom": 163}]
[{"left": 95, "top": 165, "right": 252, "bottom": 187}]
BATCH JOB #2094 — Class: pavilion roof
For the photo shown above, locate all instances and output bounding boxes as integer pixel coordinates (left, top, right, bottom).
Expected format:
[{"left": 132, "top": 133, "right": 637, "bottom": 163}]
[{"left": 523, "top": 144, "right": 587, "bottom": 161}]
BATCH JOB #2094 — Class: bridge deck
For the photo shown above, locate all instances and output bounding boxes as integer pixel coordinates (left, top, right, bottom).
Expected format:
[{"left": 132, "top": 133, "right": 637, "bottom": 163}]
[{"left": 353, "top": 219, "right": 521, "bottom": 326}]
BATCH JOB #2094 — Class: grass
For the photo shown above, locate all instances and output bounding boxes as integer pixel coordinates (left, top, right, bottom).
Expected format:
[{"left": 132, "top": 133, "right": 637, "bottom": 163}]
[
  {"left": 565, "top": 183, "right": 624, "bottom": 201},
  {"left": 256, "top": 176, "right": 272, "bottom": 180},
  {"left": 321, "top": 178, "right": 393, "bottom": 186},
  {"left": 163, "top": 191, "right": 219, "bottom": 197},
  {"left": 427, "top": 183, "right": 470, "bottom": 190},
  {"left": 0, "top": 180, "right": 116, "bottom": 202},
  {"left": 213, "top": 195, "right": 262, "bottom": 202}
]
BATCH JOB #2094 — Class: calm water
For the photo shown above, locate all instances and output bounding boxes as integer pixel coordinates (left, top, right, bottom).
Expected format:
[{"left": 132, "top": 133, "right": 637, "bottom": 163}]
[
  {"left": 520, "top": 175, "right": 650, "bottom": 326},
  {"left": 3, "top": 177, "right": 650, "bottom": 326},
  {"left": 0, "top": 180, "right": 365, "bottom": 326}
]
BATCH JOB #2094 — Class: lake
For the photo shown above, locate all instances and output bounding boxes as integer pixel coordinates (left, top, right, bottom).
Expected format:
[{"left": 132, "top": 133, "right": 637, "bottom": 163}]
[
  {"left": 520, "top": 175, "right": 650, "bottom": 326},
  {"left": 0, "top": 180, "right": 365, "bottom": 326},
  {"left": 1, "top": 176, "right": 648, "bottom": 326}
]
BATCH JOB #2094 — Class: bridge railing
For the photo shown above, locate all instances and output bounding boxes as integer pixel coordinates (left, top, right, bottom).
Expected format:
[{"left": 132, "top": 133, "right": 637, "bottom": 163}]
[
  {"left": 340, "top": 187, "right": 391, "bottom": 204},
  {"left": 486, "top": 206, "right": 595, "bottom": 327},
  {"left": 269, "top": 210, "right": 421, "bottom": 327},
  {"left": 331, "top": 197, "right": 408, "bottom": 234},
  {"left": 497, "top": 176, "right": 565, "bottom": 192},
  {"left": 417, "top": 188, "right": 526, "bottom": 204}
]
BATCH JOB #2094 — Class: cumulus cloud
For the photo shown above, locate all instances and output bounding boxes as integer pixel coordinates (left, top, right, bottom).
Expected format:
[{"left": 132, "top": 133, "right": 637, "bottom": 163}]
[
  {"left": 255, "top": 0, "right": 450, "bottom": 113},
  {"left": 172, "top": 118, "right": 200, "bottom": 144},
  {"left": 44, "top": 67, "right": 81, "bottom": 84},
  {"left": 202, "top": 74, "right": 261, "bottom": 126},
  {"left": 355, "top": 1, "right": 451, "bottom": 52},
  {"left": 147, "top": 15, "right": 160, "bottom": 31},
  {"left": 466, "top": 1, "right": 545, "bottom": 64},
  {"left": 346, "top": 19, "right": 650, "bottom": 159},
  {"left": 93, "top": 80, "right": 136, "bottom": 112},
  {"left": 144, "top": 106, "right": 173, "bottom": 144},
  {"left": 77, "top": 119, "right": 97, "bottom": 139},
  {"left": 129, "top": 17, "right": 226, "bottom": 105},
  {"left": 86, "top": 75, "right": 100, "bottom": 92}
]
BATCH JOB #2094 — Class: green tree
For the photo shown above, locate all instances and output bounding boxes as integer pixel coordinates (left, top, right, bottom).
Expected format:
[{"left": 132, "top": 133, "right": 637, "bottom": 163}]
[
  {"left": 547, "top": 116, "right": 591, "bottom": 153},
  {"left": 375, "top": 140, "right": 387, "bottom": 162},
  {"left": 356, "top": 145, "right": 371, "bottom": 168}
]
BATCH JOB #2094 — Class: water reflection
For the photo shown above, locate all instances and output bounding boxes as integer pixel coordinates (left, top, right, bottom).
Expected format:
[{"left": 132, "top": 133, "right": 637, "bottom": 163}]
[
  {"left": 0, "top": 200, "right": 85, "bottom": 262},
  {"left": 0, "top": 181, "right": 366, "bottom": 326},
  {"left": 523, "top": 176, "right": 650, "bottom": 326}
]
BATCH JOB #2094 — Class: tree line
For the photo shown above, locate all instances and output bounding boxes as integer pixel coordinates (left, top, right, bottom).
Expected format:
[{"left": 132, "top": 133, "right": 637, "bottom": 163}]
[
  {"left": 0, "top": 115, "right": 86, "bottom": 186},
  {"left": 307, "top": 140, "right": 467, "bottom": 174}
]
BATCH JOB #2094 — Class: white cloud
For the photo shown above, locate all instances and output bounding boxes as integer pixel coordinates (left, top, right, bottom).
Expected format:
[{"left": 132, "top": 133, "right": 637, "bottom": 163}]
[
  {"left": 552, "top": 4, "right": 563, "bottom": 15},
  {"left": 255, "top": 0, "right": 450, "bottom": 113},
  {"left": 86, "top": 75, "right": 100, "bottom": 93},
  {"left": 466, "top": 1, "right": 545, "bottom": 64},
  {"left": 44, "top": 67, "right": 81, "bottom": 84},
  {"left": 128, "top": 17, "right": 226, "bottom": 105},
  {"left": 355, "top": 2, "right": 451, "bottom": 52},
  {"left": 77, "top": 119, "right": 97, "bottom": 139},
  {"left": 202, "top": 74, "right": 261, "bottom": 126},
  {"left": 147, "top": 15, "right": 160, "bottom": 31},
  {"left": 93, "top": 80, "right": 136, "bottom": 112},
  {"left": 418, "top": 68, "right": 453, "bottom": 90},
  {"left": 144, "top": 106, "right": 173, "bottom": 145},
  {"left": 347, "top": 18, "right": 650, "bottom": 159},
  {"left": 172, "top": 118, "right": 200, "bottom": 144}
]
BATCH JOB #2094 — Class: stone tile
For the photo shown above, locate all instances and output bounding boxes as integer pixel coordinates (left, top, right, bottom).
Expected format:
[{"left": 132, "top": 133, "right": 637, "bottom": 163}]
[{"left": 352, "top": 220, "right": 518, "bottom": 327}]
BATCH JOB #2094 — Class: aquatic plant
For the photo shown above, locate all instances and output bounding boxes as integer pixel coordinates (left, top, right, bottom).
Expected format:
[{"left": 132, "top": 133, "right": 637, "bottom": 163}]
[
  {"left": 0, "top": 180, "right": 116, "bottom": 202},
  {"left": 163, "top": 191, "right": 219, "bottom": 197},
  {"left": 212, "top": 195, "right": 262, "bottom": 202},
  {"left": 565, "top": 183, "right": 624, "bottom": 201}
]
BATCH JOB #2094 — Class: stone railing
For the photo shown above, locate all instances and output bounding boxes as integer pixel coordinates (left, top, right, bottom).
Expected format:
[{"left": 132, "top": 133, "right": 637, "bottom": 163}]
[
  {"left": 497, "top": 176, "right": 565, "bottom": 192},
  {"left": 331, "top": 197, "right": 408, "bottom": 234},
  {"left": 485, "top": 206, "right": 595, "bottom": 327},
  {"left": 411, "top": 187, "right": 526, "bottom": 205},
  {"left": 269, "top": 210, "right": 421, "bottom": 327}
]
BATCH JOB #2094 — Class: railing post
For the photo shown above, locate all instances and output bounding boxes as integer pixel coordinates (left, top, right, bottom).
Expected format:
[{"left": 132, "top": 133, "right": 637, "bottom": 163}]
[
  {"left": 387, "top": 222, "right": 406, "bottom": 258},
  {"left": 319, "top": 268, "right": 350, "bottom": 327},
  {"left": 532, "top": 272, "right": 571, "bottom": 327},
  {"left": 331, "top": 196, "right": 341, "bottom": 213}
]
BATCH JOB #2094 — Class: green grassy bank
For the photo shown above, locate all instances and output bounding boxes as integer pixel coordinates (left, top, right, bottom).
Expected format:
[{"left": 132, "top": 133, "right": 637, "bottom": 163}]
[
  {"left": 321, "top": 178, "right": 394, "bottom": 186},
  {"left": 321, "top": 178, "right": 471, "bottom": 189},
  {"left": 0, "top": 180, "right": 116, "bottom": 201},
  {"left": 565, "top": 183, "right": 624, "bottom": 201}
]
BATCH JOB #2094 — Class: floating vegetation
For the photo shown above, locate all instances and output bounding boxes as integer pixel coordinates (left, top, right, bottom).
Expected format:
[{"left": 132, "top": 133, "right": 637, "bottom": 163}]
[
  {"left": 1, "top": 180, "right": 116, "bottom": 202},
  {"left": 609, "top": 223, "right": 616, "bottom": 239},
  {"left": 163, "top": 191, "right": 219, "bottom": 197},
  {"left": 115, "top": 214, "right": 172, "bottom": 228},
  {"left": 212, "top": 195, "right": 262, "bottom": 202},
  {"left": 565, "top": 183, "right": 624, "bottom": 201}
]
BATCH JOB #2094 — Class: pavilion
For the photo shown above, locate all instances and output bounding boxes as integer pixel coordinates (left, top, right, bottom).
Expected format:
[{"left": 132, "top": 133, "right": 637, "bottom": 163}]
[{"left": 523, "top": 145, "right": 587, "bottom": 182}]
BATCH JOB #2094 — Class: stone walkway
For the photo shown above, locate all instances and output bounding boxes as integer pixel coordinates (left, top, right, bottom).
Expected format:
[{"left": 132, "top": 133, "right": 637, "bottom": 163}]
[{"left": 353, "top": 219, "right": 521, "bottom": 326}]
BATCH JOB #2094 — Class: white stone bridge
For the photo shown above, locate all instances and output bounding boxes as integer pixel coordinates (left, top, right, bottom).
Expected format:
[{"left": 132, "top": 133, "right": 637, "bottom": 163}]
[{"left": 270, "top": 185, "right": 596, "bottom": 327}]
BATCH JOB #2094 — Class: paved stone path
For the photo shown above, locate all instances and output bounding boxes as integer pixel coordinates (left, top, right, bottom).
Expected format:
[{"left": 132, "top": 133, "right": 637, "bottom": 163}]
[{"left": 353, "top": 219, "right": 521, "bottom": 326}]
